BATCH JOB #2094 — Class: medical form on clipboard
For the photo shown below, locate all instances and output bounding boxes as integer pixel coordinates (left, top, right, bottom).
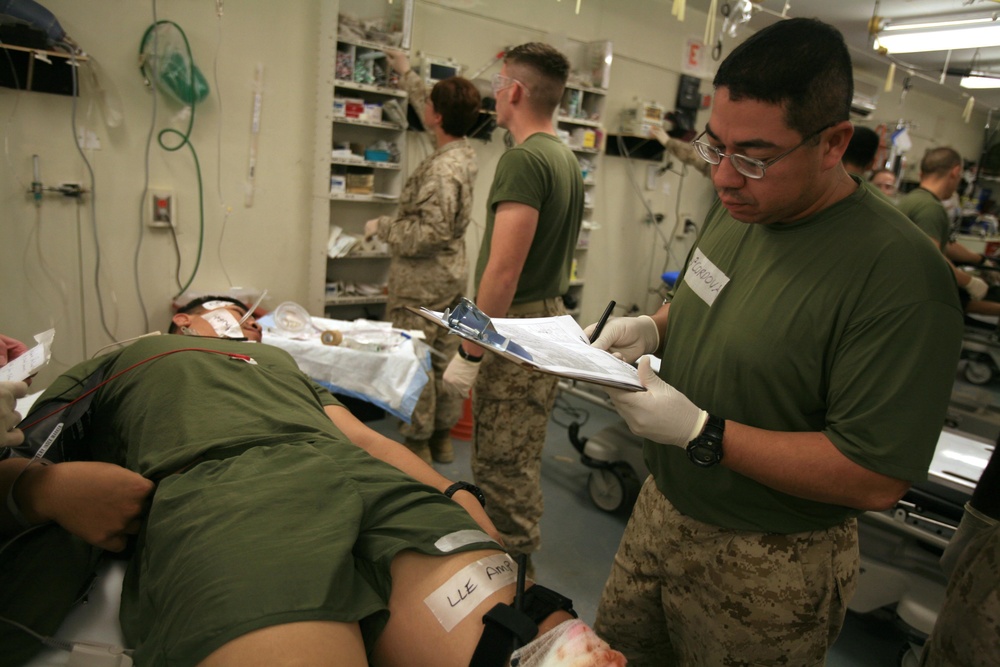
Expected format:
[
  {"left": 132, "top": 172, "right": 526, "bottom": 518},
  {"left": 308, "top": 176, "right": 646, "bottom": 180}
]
[
  {"left": 0, "top": 329, "right": 55, "bottom": 382},
  {"left": 407, "top": 300, "right": 644, "bottom": 391}
]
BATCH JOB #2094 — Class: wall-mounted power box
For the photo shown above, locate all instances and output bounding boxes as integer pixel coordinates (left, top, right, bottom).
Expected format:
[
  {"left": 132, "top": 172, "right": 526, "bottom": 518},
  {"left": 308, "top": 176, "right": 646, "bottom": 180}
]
[{"left": 148, "top": 190, "right": 175, "bottom": 228}]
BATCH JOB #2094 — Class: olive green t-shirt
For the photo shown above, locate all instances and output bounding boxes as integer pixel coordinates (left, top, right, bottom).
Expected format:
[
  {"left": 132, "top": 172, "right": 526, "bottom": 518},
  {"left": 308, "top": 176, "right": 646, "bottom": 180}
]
[
  {"left": 898, "top": 186, "right": 950, "bottom": 251},
  {"left": 30, "top": 335, "right": 344, "bottom": 478},
  {"left": 650, "top": 178, "right": 963, "bottom": 534},
  {"left": 475, "top": 132, "right": 584, "bottom": 304}
]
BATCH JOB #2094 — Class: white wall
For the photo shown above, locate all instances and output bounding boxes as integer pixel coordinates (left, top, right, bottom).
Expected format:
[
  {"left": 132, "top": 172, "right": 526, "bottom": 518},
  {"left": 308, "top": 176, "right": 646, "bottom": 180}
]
[
  {"left": 1, "top": 0, "right": 321, "bottom": 385},
  {"left": 0, "top": 0, "right": 989, "bottom": 389}
]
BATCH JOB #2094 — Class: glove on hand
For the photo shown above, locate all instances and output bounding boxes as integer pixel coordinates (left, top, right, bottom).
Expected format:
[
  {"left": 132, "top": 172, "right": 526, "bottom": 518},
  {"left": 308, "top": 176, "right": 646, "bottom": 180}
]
[
  {"left": 605, "top": 357, "right": 707, "bottom": 447},
  {"left": 383, "top": 49, "right": 410, "bottom": 75},
  {"left": 443, "top": 352, "right": 481, "bottom": 397},
  {"left": 964, "top": 275, "right": 989, "bottom": 301},
  {"left": 586, "top": 315, "right": 660, "bottom": 363},
  {"left": 1, "top": 381, "right": 28, "bottom": 447},
  {"left": 364, "top": 218, "right": 380, "bottom": 240}
]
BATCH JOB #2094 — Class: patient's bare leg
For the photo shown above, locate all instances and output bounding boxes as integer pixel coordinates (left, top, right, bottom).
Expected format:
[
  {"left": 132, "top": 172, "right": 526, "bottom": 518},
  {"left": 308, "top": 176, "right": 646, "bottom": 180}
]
[
  {"left": 197, "top": 620, "right": 368, "bottom": 667},
  {"left": 372, "top": 548, "right": 573, "bottom": 667}
]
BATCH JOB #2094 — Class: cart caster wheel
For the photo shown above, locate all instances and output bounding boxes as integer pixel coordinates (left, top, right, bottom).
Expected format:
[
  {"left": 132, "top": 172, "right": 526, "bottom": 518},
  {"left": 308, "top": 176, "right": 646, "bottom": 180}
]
[
  {"left": 962, "top": 355, "right": 995, "bottom": 385},
  {"left": 588, "top": 463, "right": 640, "bottom": 513}
]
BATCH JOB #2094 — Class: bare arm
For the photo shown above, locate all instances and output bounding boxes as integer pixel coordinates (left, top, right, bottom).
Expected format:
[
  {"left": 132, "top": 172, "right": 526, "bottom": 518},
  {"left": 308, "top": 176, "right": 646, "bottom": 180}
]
[
  {"left": 721, "top": 423, "right": 910, "bottom": 510},
  {"left": 460, "top": 201, "right": 538, "bottom": 357},
  {"left": 945, "top": 241, "right": 987, "bottom": 267},
  {"left": 324, "top": 405, "right": 502, "bottom": 543},
  {"left": 0, "top": 458, "right": 154, "bottom": 550}
]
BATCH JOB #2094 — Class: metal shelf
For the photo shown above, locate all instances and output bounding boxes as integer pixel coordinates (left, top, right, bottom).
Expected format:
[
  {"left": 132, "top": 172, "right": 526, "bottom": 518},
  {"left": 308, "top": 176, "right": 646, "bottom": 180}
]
[
  {"left": 333, "top": 79, "right": 407, "bottom": 98},
  {"left": 333, "top": 116, "right": 405, "bottom": 131},
  {"left": 328, "top": 193, "right": 399, "bottom": 203},
  {"left": 330, "top": 157, "right": 402, "bottom": 170}
]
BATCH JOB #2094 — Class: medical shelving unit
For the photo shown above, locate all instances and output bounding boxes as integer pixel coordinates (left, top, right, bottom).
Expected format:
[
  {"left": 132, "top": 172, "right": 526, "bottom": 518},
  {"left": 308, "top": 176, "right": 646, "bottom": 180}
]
[
  {"left": 556, "top": 72, "right": 608, "bottom": 319},
  {"left": 308, "top": 0, "right": 413, "bottom": 320}
]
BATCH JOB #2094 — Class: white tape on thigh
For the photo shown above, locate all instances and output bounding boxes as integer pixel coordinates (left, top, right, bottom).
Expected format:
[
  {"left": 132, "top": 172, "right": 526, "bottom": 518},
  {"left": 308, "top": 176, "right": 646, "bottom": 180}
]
[{"left": 423, "top": 553, "right": 518, "bottom": 632}]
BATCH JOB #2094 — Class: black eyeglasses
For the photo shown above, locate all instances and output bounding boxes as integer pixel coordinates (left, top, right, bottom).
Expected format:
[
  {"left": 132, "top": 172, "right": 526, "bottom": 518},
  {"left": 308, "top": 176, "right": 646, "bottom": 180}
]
[{"left": 691, "top": 123, "right": 836, "bottom": 180}]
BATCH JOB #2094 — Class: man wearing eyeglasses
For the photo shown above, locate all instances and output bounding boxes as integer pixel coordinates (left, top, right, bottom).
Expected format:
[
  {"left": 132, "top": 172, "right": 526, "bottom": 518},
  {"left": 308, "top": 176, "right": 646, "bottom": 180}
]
[
  {"left": 588, "top": 18, "right": 963, "bottom": 665},
  {"left": 443, "top": 42, "right": 584, "bottom": 574}
]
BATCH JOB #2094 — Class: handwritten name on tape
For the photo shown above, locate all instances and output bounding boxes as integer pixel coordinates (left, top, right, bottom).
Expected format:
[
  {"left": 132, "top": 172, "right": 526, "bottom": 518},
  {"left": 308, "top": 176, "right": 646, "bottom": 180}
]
[{"left": 423, "top": 553, "right": 518, "bottom": 631}]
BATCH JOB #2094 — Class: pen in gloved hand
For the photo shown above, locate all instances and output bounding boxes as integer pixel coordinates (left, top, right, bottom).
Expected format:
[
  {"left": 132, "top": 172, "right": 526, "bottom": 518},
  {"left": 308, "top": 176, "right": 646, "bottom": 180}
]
[{"left": 589, "top": 300, "right": 616, "bottom": 343}]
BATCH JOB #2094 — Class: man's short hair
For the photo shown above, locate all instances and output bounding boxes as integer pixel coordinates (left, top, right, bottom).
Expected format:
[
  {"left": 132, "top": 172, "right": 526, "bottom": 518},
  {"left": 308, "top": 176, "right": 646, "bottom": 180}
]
[
  {"left": 843, "top": 126, "right": 880, "bottom": 170},
  {"left": 168, "top": 295, "right": 248, "bottom": 334},
  {"left": 431, "top": 76, "right": 482, "bottom": 137},
  {"left": 504, "top": 42, "right": 570, "bottom": 116},
  {"left": 920, "top": 147, "right": 962, "bottom": 178},
  {"left": 713, "top": 18, "right": 853, "bottom": 138}
]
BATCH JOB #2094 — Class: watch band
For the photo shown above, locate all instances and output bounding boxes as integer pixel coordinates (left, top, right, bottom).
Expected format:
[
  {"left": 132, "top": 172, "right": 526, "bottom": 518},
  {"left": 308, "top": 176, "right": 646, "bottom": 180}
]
[
  {"left": 686, "top": 414, "right": 725, "bottom": 467},
  {"left": 444, "top": 480, "right": 486, "bottom": 507},
  {"left": 457, "top": 346, "right": 483, "bottom": 362}
]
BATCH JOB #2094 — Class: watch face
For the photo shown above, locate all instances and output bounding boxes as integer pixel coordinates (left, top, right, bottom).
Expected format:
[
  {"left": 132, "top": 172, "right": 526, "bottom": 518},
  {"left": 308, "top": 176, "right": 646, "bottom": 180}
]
[{"left": 687, "top": 439, "right": 722, "bottom": 467}]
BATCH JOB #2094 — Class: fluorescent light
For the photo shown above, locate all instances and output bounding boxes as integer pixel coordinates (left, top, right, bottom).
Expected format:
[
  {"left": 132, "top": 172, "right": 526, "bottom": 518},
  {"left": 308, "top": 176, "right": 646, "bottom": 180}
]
[
  {"left": 883, "top": 17, "right": 995, "bottom": 32},
  {"left": 961, "top": 75, "right": 1000, "bottom": 89},
  {"left": 876, "top": 24, "right": 1000, "bottom": 53}
]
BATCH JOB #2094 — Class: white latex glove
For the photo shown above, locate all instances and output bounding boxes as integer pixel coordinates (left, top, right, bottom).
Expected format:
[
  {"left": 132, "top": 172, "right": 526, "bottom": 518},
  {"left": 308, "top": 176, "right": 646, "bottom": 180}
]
[
  {"left": 443, "top": 352, "right": 481, "bottom": 397},
  {"left": 605, "top": 357, "right": 708, "bottom": 447},
  {"left": 1, "top": 381, "right": 28, "bottom": 447},
  {"left": 648, "top": 123, "right": 668, "bottom": 146},
  {"left": 383, "top": 49, "right": 410, "bottom": 75},
  {"left": 585, "top": 315, "right": 660, "bottom": 363},
  {"left": 364, "top": 218, "right": 381, "bottom": 240},
  {"left": 964, "top": 275, "right": 989, "bottom": 301}
]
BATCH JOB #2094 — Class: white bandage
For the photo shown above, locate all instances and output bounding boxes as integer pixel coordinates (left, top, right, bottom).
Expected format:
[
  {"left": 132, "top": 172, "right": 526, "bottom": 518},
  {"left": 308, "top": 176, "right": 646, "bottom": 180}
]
[
  {"left": 510, "top": 619, "right": 626, "bottom": 667},
  {"left": 423, "top": 553, "right": 518, "bottom": 632}
]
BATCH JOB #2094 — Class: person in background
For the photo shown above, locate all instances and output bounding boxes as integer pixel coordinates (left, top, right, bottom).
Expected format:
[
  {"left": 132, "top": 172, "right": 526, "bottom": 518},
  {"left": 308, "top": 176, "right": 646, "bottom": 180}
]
[
  {"left": 589, "top": 18, "right": 963, "bottom": 665},
  {"left": 441, "top": 42, "right": 584, "bottom": 572},
  {"left": 364, "top": 51, "right": 481, "bottom": 465},
  {"left": 0, "top": 334, "right": 29, "bottom": 447},
  {"left": 841, "top": 125, "right": 880, "bottom": 177},
  {"left": 897, "top": 147, "right": 1000, "bottom": 314},
  {"left": 870, "top": 167, "right": 898, "bottom": 199}
]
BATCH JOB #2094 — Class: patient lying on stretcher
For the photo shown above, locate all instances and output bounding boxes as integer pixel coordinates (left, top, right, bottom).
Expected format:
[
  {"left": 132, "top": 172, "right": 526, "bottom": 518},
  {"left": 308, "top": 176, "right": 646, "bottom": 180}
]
[{"left": 0, "top": 297, "right": 625, "bottom": 667}]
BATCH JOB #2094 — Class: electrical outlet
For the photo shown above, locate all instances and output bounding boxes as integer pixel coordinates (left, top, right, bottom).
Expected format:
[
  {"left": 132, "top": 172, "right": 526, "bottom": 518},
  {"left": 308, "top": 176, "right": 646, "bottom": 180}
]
[{"left": 148, "top": 190, "right": 175, "bottom": 228}]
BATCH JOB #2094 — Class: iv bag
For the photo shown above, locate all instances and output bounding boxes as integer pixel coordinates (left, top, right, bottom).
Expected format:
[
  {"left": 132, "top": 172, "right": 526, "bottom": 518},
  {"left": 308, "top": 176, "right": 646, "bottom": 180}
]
[{"left": 139, "top": 22, "right": 209, "bottom": 106}]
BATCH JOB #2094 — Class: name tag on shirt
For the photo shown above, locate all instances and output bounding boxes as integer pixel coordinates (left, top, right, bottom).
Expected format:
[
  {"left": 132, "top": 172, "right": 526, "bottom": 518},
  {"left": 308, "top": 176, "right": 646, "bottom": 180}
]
[{"left": 683, "top": 248, "right": 729, "bottom": 307}]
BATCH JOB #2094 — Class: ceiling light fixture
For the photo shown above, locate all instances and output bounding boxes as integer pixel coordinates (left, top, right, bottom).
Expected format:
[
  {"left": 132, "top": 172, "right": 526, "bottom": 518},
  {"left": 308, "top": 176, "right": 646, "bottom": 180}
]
[
  {"left": 874, "top": 14, "right": 1000, "bottom": 54},
  {"left": 960, "top": 75, "right": 1000, "bottom": 89}
]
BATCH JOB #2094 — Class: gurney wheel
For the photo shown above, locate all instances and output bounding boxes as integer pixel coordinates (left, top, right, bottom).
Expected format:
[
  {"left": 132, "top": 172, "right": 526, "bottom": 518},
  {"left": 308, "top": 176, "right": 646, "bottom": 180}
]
[
  {"left": 588, "top": 463, "right": 640, "bottom": 513},
  {"left": 962, "top": 356, "right": 995, "bottom": 385}
]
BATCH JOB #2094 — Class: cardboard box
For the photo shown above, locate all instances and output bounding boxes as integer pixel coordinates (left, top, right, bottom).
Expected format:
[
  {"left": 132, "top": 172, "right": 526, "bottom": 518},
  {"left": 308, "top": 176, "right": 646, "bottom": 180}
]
[{"left": 346, "top": 173, "right": 374, "bottom": 195}]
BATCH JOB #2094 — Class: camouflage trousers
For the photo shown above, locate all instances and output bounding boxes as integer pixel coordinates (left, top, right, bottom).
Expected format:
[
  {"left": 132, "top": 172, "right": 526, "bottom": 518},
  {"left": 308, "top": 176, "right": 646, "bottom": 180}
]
[
  {"left": 470, "top": 298, "right": 564, "bottom": 557},
  {"left": 595, "top": 477, "right": 859, "bottom": 666},
  {"left": 919, "top": 523, "right": 1000, "bottom": 667},
  {"left": 389, "top": 307, "right": 463, "bottom": 441}
]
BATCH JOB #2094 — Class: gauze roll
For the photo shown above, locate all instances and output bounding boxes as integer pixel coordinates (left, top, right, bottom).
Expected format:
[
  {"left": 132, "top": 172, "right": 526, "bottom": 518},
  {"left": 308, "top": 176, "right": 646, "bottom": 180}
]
[{"left": 510, "top": 619, "right": 626, "bottom": 667}]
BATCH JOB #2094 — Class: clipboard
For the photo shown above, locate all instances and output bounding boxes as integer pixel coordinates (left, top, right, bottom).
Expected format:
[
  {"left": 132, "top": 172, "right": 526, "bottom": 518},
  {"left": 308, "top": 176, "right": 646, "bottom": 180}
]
[{"left": 407, "top": 299, "right": 644, "bottom": 391}]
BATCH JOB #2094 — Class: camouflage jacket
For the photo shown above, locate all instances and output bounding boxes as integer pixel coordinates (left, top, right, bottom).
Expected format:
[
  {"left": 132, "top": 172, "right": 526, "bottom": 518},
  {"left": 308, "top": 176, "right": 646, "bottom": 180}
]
[{"left": 375, "top": 131, "right": 478, "bottom": 310}]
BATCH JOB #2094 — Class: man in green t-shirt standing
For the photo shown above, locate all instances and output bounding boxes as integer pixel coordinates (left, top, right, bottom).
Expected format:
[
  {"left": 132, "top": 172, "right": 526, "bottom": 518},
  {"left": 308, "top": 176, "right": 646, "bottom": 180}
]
[
  {"left": 898, "top": 146, "right": 1000, "bottom": 314},
  {"left": 443, "top": 42, "right": 584, "bottom": 568},
  {"left": 588, "top": 19, "right": 963, "bottom": 666}
]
